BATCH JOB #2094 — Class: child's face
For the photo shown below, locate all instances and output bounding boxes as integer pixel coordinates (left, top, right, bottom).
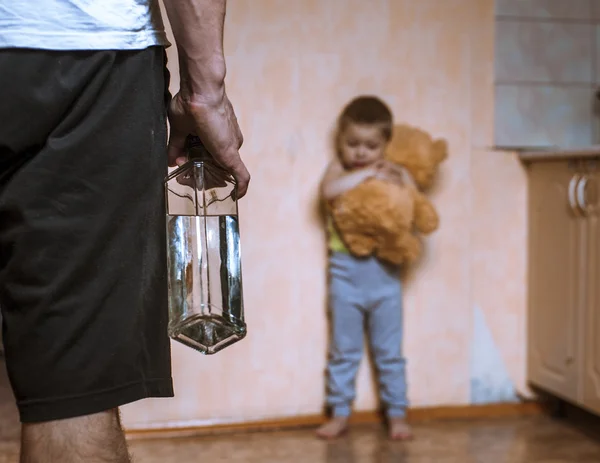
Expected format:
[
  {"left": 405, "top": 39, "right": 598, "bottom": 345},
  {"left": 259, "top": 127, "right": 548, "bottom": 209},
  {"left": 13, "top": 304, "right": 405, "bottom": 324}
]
[{"left": 338, "top": 123, "right": 387, "bottom": 170}]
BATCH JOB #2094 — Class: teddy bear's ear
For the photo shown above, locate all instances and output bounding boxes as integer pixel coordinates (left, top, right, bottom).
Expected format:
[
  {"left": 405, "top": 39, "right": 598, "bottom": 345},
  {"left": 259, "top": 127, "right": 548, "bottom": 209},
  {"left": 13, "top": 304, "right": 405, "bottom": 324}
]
[{"left": 432, "top": 139, "right": 448, "bottom": 163}]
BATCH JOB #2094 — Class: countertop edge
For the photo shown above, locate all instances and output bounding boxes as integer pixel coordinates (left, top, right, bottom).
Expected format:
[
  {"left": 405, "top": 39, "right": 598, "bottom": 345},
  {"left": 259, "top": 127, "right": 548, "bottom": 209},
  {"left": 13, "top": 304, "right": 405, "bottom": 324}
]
[{"left": 516, "top": 147, "right": 600, "bottom": 162}]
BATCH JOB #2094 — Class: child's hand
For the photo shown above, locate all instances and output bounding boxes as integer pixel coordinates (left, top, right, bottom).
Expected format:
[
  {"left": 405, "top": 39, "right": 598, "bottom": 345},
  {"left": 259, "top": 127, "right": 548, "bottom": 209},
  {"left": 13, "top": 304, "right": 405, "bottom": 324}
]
[{"left": 374, "top": 160, "right": 405, "bottom": 185}]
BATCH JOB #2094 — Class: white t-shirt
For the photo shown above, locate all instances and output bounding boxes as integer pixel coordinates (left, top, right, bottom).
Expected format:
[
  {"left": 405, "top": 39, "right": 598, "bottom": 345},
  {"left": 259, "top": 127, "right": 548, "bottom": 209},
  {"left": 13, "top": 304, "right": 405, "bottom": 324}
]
[{"left": 0, "top": 0, "right": 170, "bottom": 50}]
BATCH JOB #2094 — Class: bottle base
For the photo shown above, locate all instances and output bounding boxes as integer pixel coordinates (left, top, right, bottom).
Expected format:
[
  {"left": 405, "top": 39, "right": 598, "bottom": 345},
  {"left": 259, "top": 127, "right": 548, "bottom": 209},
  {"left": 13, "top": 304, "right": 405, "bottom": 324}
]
[{"left": 169, "top": 314, "right": 247, "bottom": 355}]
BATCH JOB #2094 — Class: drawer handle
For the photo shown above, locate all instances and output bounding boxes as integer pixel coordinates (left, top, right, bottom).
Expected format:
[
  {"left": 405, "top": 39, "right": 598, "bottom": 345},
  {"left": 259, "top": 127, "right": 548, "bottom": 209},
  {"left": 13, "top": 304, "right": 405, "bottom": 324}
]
[
  {"left": 577, "top": 176, "right": 588, "bottom": 214},
  {"left": 576, "top": 175, "right": 599, "bottom": 216},
  {"left": 568, "top": 174, "right": 581, "bottom": 215}
]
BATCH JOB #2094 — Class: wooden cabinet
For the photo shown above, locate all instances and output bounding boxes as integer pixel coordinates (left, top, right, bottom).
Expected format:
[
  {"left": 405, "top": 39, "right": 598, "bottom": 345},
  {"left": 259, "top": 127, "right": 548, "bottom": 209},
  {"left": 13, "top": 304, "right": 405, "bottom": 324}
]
[
  {"left": 582, "top": 167, "right": 600, "bottom": 413},
  {"left": 528, "top": 158, "right": 600, "bottom": 414},
  {"left": 528, "top": 161, "right": 582, "bottom": 401}
]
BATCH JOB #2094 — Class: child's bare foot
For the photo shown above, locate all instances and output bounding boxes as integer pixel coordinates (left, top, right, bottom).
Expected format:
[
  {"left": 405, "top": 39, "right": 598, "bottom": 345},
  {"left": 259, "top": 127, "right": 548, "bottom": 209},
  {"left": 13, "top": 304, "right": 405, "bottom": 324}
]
[
  {"left": 316, "top": 416, "right": 349, "bottom": 440},
  {"left": 388, "top": 417, "right": 413, "bottom": 440}
]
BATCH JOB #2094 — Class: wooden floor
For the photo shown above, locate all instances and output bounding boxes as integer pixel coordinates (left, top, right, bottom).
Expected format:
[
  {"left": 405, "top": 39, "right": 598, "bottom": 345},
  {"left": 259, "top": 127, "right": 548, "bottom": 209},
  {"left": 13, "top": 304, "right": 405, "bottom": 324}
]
[
  {"left": 124, "top": 417, "right": 600, "bottom": 463},
  {"left": 4, "top": 416, "right": 600, "bottom": 463},
  {"left": 2, "top": 360, "right": 600, "bottom": 462}
]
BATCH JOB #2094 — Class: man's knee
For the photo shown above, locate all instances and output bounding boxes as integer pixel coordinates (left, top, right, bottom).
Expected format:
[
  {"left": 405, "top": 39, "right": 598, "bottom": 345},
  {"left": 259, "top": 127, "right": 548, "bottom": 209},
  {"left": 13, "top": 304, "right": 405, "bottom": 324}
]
[
  {"left": 21, "top": 408, "right": 130, "bottom": 463},
  {"left": 23, "top": 408, "right": 122, "bottom": 432}
]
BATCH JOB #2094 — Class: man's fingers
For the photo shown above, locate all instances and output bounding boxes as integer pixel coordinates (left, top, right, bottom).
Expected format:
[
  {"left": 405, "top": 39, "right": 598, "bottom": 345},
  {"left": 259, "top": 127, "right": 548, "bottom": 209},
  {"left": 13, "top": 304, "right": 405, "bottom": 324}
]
[
  {"left": 236, "top": 127, "right": 244, "bottom": 149},
  {"left": 231, "top": 161, "right": 250, "bottom": 199},
  {"left": 168, "top": 92, "right": 250, "bottom": 198},
  {"left": 167, "top": 130, "right": 188, "bottom": 167},
  {"left": 234, "top": 172, "right": 250, "bottom": 199},
  {"left": 225, "top": 98, "right": 244, "bottom": 149},
  {"left": 215, "top": 149, "right": 250, "bottom": 198}
]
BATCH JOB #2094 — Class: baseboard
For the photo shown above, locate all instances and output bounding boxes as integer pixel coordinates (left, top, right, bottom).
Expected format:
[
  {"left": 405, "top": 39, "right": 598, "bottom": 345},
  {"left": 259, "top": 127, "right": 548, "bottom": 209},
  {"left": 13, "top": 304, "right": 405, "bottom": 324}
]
[{"left": 125, "top": 401, "right": 543, "bottom": 440}]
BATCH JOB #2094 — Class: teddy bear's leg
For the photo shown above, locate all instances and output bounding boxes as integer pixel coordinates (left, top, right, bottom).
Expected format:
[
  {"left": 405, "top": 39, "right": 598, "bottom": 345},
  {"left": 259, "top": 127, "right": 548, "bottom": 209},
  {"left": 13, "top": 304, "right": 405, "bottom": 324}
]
[
  {"left": 413, "top": 191, "right": 439, "bottom": 234},
  {"left": 399, "top": 234, "right": 423, "bottom": 265},
  {"left": 377, "top": 248, "right": 404, "bottom": 266},
  {"left": 378, "top": 233, "right": 422, "bottom": 266},
  {"left": 343, "top": 233, "right": 378, "bottom": 257}
]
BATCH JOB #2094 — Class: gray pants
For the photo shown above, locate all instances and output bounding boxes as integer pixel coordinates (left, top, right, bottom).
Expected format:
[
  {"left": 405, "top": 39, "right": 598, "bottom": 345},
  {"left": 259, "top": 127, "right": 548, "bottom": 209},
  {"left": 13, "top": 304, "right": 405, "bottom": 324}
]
[{"left": 326, "top": 252, "right": 408, "bottom": 417}]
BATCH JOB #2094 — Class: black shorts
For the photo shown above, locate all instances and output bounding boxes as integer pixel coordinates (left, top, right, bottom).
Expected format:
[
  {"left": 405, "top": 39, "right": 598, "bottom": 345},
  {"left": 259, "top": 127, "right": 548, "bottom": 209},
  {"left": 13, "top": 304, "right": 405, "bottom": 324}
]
[{"left": 0, "top": 46, "right": 174, "bottom": 423}]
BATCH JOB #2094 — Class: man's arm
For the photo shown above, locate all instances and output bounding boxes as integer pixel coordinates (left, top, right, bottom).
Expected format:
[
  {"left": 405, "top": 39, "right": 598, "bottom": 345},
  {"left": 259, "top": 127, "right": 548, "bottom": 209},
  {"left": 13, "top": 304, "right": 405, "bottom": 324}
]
[
  {"left": 163, "top": 0, "right": 250, "bottom": 198},
  {"left": 163, "top": 0, "right": 226, "bottom": 99}
]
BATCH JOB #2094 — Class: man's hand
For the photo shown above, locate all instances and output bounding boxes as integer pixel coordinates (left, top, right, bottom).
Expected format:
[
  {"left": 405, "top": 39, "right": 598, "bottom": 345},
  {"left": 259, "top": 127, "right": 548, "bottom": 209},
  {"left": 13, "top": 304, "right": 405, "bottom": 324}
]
[
  {"left": 162, "top": 0, "right": 250, "bottom": 198},
  {"left": 168, "top": 91, "right": 250, "bottom": 198}
]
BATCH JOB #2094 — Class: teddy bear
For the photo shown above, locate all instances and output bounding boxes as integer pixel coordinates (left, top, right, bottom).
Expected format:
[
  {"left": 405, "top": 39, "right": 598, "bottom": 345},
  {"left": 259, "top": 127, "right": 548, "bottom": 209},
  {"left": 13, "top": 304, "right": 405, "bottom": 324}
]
[{"left": 330, "top": 124, "right": 448, "bottom": 266}]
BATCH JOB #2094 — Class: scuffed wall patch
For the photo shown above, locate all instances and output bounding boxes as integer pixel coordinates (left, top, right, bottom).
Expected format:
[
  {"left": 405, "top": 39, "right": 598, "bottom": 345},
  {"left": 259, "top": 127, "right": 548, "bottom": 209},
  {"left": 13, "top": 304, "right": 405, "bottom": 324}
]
[{"left": 470, "top": 305, "right": 519, "bottom": 404}]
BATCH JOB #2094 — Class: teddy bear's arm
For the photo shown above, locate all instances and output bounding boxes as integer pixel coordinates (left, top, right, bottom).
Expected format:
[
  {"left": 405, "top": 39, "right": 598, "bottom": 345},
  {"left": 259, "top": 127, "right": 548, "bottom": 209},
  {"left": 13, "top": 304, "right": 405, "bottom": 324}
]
[
  {"left": 330, "top": 181, "right": 385, "bottom": 257},
  {"left": 412, "top": 189, "right": 439, "bottom": 234}
]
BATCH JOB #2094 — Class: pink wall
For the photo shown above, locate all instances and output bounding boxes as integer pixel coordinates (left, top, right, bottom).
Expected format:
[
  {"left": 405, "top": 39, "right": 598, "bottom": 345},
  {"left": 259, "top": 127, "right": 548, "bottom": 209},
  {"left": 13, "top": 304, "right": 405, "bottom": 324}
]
[{"left": 122, "top": 0, "right": 529, "bottom": 429}]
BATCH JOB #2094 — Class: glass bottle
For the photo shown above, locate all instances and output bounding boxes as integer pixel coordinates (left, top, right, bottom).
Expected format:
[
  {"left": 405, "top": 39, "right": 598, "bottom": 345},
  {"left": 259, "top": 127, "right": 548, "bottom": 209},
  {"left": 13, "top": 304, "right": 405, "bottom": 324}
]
[{"left": 165, "top": 135, "right": 246, "bottom": 354}]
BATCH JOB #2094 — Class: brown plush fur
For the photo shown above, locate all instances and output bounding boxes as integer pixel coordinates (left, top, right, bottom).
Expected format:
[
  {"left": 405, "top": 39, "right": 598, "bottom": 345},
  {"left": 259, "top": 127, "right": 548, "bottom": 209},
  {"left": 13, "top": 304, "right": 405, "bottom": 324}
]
[{"left": 330, "top": 124, "right": 448, "bottom": 266}]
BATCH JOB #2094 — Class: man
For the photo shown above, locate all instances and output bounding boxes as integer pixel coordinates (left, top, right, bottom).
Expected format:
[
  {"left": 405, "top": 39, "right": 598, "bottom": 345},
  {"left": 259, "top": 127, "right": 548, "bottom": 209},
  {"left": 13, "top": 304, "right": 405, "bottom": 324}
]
[{"left": 0, "top": 1, "right": 250, "bottom": 461}]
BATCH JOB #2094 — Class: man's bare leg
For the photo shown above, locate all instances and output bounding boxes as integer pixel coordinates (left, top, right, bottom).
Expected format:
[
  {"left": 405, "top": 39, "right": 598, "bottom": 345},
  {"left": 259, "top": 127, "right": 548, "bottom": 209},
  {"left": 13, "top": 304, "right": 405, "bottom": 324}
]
[{"left": 20, "top": 408, "right": 130, "bottom": 463}]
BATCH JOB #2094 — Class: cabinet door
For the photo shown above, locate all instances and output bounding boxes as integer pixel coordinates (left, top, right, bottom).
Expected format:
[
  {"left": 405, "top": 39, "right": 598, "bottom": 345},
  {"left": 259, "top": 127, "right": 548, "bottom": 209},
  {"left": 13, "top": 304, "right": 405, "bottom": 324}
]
[
  {"left": 528, "top": 161, "right": 583, "bottom": 403},
  {"left": 581, "top": 164, "right": 600, "bottom": 413}
]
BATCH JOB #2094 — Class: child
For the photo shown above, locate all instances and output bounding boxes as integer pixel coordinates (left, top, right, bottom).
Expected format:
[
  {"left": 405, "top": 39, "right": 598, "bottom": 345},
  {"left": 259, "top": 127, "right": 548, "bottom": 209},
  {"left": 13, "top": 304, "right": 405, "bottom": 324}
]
[{"left": 317, "top": 96, "right": 413, "bottom": 441}]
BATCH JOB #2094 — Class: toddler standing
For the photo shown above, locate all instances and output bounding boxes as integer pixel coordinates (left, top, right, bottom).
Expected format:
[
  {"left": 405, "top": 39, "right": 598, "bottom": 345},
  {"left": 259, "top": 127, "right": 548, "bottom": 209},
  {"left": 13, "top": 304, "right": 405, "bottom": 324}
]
[{"left": 317, "top": 96, "right": 412, "bottom": 440}]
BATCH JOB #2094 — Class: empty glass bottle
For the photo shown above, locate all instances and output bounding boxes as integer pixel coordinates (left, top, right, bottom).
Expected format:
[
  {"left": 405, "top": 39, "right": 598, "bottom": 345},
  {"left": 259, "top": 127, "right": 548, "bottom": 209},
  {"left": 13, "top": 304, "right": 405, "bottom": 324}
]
[{"left": 165, "top": 135, "right": 246, "bottom": 355}]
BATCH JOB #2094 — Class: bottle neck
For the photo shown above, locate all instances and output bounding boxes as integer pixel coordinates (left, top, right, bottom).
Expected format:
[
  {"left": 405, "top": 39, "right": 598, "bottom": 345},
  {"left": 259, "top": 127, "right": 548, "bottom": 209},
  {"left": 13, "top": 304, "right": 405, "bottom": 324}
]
[
  {"left": 186, "top": 135, "right": 213, "bottom": 162},
  {"left": 184, "top": 135, "right": 236, "bottom": 186}
]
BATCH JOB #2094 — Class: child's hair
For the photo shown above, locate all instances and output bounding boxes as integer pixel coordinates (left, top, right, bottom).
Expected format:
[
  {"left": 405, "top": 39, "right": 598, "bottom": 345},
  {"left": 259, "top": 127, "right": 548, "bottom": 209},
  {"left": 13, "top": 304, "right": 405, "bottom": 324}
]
[{"left": 337, "top": 95, "right": 394, "bottom": 141}]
